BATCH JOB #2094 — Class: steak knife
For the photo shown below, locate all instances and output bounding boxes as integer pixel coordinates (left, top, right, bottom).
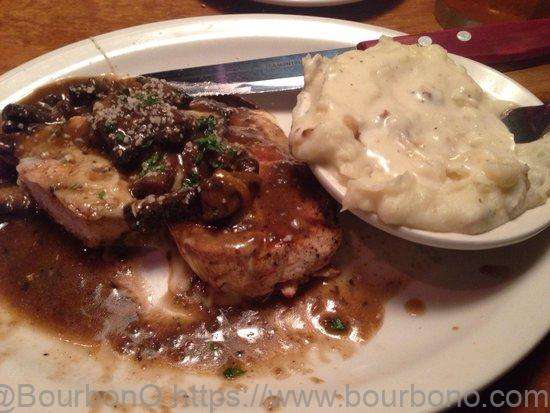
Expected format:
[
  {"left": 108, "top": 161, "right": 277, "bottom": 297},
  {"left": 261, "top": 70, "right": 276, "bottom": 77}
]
[{"left": 145, "top": 18, "right": 550, "bottom": 96}]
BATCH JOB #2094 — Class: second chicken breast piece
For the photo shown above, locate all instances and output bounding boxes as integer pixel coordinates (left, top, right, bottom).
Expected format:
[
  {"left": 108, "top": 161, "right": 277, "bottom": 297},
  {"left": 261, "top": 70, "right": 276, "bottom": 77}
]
[{"left": 17, "top": 145, "right": 133, "bottom": 247}]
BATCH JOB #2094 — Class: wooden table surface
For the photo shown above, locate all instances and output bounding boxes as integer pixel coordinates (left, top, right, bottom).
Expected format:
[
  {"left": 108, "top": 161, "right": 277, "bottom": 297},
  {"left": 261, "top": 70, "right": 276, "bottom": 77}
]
[{"left": 0, "top": 0, "right": 548, "bottom": 410}]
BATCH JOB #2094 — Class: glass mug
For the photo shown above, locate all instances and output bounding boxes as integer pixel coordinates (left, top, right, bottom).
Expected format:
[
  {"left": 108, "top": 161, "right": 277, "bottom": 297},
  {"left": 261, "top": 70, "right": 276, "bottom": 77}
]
[{"left": 435, "top": 0, "right": 550, "bottom": 28}]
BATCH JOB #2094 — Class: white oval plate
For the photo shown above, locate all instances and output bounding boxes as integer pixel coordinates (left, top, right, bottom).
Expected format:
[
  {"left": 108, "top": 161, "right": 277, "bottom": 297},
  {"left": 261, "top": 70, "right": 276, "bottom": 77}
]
[
  {"left": 0, "top": 14, "right": 549, "bottom": 412},
  {"left": 253, "top": 0, "right": 362, "bottom": 7}
]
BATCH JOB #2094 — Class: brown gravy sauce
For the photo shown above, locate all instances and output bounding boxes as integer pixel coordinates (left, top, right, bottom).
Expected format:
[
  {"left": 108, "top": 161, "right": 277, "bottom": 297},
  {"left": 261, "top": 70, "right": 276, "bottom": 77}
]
[
  {"left": 0, "top": 213, "right": 413, "bottom": 377},
  {"left": 0, "top": 77, "right": 418, "bottom": 378},
  {"left": 404, "top": 298, "right": 426, "bottom": 317}
]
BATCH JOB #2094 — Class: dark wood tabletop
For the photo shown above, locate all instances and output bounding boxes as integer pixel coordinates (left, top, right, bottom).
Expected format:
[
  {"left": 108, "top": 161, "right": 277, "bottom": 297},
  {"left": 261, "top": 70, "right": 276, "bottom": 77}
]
[{"left": 0, "top": 1, "right": 548, "bottom": 411}]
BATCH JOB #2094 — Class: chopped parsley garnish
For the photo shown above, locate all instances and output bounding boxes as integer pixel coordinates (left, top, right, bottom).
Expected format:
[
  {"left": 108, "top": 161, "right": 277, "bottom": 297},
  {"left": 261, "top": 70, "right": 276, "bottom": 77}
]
[
  {"left": 114, "top": 131, "right": 125, "bottom": 143},
  {"left": 195, "top": 134, "right": 224, "bottom": 153},
  {"left": 210, "top": 159, "right": 224, "bottom": 169},
  {"left": 182, "top": 172, "right": 200, "bottom": 188},
  {"left": 140, "top": 152, "right": 165, "bottom": 177},
  {"left": 209, "top": 145, "right": 238, "bottom": 169},
  {"left": 193, "top": 117, "right": 238, "bottom": 168},
  {"left": 227, "top": 147, "right": 238, "bottom": 158},
  {"left": 97, "top": 190, "right": 107, "bottom": 200},
  {"left": 223, "top": 366, "right": 245, "bottom": 380},
  {"left": 328, "top": 317, "right": 347, "bottom": 331},
  {"left": 196, "top": 115, "right": 217, "bottom": 135},
  {"left": 135, "top": 93, "right": 158, "bottom": 106},
  {"left": 207, "top": 342, "right": 221, "bottom": 355},
  {"left": 194, "top": 133, "right": 225, "bottom": 165}
]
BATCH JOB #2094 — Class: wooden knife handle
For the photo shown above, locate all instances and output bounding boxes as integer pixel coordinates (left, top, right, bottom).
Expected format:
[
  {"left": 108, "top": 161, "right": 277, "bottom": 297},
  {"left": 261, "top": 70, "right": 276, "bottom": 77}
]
[{"left": 356, "top": 18, "right": 550, "bottom": 67}]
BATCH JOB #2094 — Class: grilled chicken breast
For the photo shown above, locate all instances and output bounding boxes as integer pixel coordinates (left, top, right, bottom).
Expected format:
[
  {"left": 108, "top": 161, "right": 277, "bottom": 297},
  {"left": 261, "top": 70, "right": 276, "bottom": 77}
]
[
  {"left": 17, "top": 150, "right": 132, "bottom": 247},
  {"left": 169, "top": 103, "right": 342, "bottom": 298},
  {"left": 11, "top": 117, "right": 133, "bottom": 247}
]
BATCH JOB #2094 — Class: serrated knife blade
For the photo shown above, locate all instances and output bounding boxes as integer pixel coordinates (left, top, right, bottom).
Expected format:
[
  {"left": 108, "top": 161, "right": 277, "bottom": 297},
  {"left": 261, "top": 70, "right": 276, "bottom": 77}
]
[{"left": 145, "top": 47, "right": 352, "bottom": 96}]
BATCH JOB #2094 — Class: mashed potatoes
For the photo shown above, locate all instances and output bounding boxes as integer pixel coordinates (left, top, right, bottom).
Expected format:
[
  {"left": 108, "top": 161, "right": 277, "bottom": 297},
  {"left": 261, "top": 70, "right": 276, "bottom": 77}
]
[{"left": 290, "top": 37, "right": 550, "bottom": 234}]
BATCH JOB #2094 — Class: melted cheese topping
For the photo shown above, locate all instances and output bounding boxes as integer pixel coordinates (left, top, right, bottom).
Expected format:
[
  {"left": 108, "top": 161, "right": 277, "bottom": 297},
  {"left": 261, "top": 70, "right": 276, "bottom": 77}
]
[{"left": 290, "top": 37, "right": 550, "bottom": 234}]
